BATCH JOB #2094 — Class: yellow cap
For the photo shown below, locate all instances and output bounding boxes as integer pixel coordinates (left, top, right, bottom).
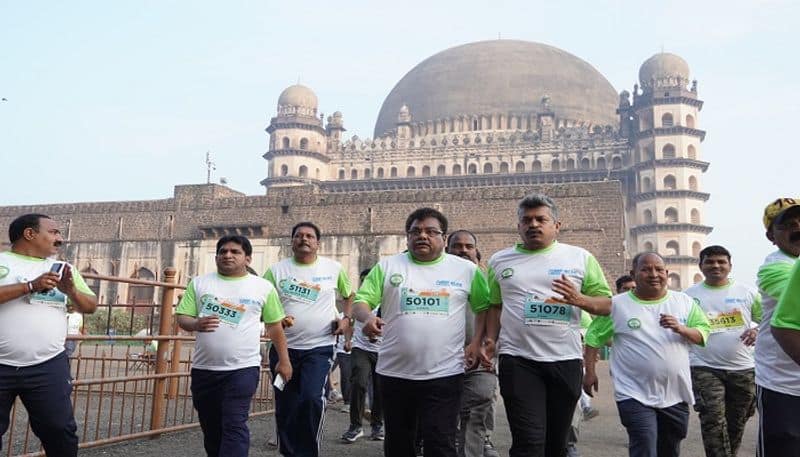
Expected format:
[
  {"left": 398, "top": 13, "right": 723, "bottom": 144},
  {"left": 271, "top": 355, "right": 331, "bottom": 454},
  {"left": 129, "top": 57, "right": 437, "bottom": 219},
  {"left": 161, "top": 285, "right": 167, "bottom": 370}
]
[{"left": 763, "top": 198, "right": 800, "bottom": 229}]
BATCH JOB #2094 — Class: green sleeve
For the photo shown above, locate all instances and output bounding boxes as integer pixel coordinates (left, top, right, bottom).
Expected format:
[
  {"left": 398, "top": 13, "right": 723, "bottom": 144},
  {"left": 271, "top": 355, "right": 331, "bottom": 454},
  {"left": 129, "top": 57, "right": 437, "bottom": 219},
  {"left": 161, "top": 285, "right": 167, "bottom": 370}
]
[
  {"left": 581, "top": 255, "right": 612, "bottom": 297},
  {"left": 262, "top": 268, "right": 277, "bottom": 288},
  {"left": 580, "top": 310, "right": 593, "bottom": 329},
  {"left": 585, "top": 315, "right": 614, "bottom": 348},
  {"left": 752, "top": 291, "right": 763, "bottom": 323},
  {"left": 70, "top": 269, "right": 95, "bottom": 296},
  {"left": 261, "top": 287, "right": 286, "bottom": 324},
  {"left": 687, "top": 299, "right": 711, "bottom": 346},
  {"left": 337, "top": 268, "right": 353, "bottom": 298},
  {"left": 772, "top": 261, "right": 800, "bottom": 330},
  {"left": 175, "top": 281, "right": 198, "bottom": 316},
  {"left": 758, "top": 261, "right": 793, "bottom": 300},
  {"left": 354, "top": 264, "right": 385, "bottom": 311},
  {"left": 468, "top": 269, "right": 490, "bottom": 313},
  {"left": 487, "top": 266, "right": 502, "bottom": 305}
]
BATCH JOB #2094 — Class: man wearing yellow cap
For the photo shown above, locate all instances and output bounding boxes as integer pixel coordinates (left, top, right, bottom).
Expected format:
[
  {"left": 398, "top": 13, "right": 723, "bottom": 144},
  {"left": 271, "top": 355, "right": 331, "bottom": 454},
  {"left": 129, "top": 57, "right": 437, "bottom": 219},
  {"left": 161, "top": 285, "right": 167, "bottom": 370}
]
[{"left": 754, "top": 198, "right": 800, "bottom": 456}]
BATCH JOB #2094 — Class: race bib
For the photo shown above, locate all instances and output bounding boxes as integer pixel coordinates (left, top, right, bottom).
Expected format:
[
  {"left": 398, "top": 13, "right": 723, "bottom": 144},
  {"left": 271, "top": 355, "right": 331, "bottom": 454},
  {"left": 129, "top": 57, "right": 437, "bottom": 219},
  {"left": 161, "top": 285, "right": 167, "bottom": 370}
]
[
  {"left": 199, "top": 294, "right": 246, "bottom": 328},
  {"left": 707, "top": 309, "right": 745, "bottom": 334},
  {"left": 400, "top": 288, "right": 450, "bottom": 316},
  {"left": 524, "top": 295, "right": 571, "bottom": 326},
  {"left": 279, "top": 278, "right": 321, "bottom": 303},
  {"left": 29, "top": 288, "right": 68, "bottom": 308}
]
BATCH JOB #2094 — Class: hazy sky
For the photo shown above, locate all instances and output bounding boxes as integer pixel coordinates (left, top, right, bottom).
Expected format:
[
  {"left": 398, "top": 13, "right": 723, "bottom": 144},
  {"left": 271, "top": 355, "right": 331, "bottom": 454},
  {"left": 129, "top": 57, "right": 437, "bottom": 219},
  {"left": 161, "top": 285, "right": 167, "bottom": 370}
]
[{"left": 1, "top": 0, "right": 798, "bottom": 282}]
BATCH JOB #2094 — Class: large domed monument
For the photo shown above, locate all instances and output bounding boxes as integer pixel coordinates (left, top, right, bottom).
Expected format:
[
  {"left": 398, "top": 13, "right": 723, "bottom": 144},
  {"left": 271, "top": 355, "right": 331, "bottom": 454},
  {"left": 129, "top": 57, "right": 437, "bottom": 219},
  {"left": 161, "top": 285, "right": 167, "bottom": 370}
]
[{"left": 0, "top": 40, "right": 709, "bottom": 301}]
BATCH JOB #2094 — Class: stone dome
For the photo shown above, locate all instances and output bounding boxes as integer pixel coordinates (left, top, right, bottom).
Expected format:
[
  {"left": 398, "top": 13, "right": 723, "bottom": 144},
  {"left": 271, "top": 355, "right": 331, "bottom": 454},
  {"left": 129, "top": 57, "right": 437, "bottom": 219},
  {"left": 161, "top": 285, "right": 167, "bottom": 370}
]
[
  {"left": 373, "top": 40, "right": 619, "bottom": 137},
  {"left": 638, "top": 53, "right": 690, "bottom": 87},
  {"left": 277, "top": 84, "right": 318, "bottom": 109}
]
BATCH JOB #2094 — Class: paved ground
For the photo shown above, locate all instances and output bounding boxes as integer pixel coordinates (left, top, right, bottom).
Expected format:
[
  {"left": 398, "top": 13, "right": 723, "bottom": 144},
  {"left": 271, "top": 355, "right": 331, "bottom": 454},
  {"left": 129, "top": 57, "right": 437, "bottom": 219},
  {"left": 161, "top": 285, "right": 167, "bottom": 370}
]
[{"left": 80, "top": 361, "right": 758, "bottom": 456}]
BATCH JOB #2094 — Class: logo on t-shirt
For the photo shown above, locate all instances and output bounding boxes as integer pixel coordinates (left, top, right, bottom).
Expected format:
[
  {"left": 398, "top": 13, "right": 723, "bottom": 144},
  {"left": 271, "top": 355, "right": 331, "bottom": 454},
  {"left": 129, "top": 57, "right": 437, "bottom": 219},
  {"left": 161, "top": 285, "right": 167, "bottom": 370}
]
[
  {"left": 0, "top": 266, "right": 8, "bottom": 280},
  {"left": 627, "top": 318, "right": 641, "bottom": 329},
  {"left": 501, "top": 268, "right": 514, "bottom": 279},
  {"left": 389, "top": 273, "right": 404, "bottom": 287}
]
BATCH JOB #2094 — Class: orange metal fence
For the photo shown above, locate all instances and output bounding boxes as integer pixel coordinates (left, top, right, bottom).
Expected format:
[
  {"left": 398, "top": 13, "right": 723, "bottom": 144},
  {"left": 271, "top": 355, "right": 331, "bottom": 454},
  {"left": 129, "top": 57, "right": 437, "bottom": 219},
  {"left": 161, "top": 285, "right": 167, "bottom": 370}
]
[{"left": 2, "top": 269, "right": 275, "bottom": 457}]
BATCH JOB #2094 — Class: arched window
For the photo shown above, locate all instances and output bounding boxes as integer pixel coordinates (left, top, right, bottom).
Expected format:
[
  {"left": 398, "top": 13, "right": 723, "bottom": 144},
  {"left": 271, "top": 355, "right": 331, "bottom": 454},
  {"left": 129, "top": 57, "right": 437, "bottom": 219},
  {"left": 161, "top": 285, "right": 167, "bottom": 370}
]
[
  {"left": 666, "top": 240, "right": 680, "bottom": 256},
  {"left": 282, "top": 137, "right": 290, "bottom": 149},
  {"left": 472, "top": 119, "right": 479, "bottom": 131},
  {"left": 364, "top": 168, "right": 371, "bottom": 179},
  {"left": 298, "top": 165, "right": 308, "bottom": 178},
  {"left": 515, "top": 161, "right": 525, "bottom": 173},
  {"left": 596, "top": 157, "right": 607, "bottom": 170},
  {"left": 437, "top": 165, "right": 446, "bottom": 176},
  {"left": 643, "top": 209, "right": 653, "bottom": 224},
  {"left": 686, "top": 114, "right": 695, "bottom": 129},
  {"left": 691, "top": 209, "right": 701, "bottom": 224},
  {"left": 500, "top": 162, "right": 509, "bottom": 173},
  {"left": 687, "top": 145, "right": 697, "bottom": 160},
  {"left": 643, "top": 241, "right": 654, "bottom": 252},
  {"left": 665, "top": 207, "right": 679, "bottom": 223},
  {"left": 551, "top": 159, "right": 560, "bottom": 172},
  {"left": 532, "top": 160, "right": 542, "bottom": 172},
  {"left": 422, "top": 165, "right": 430, "bottom": 177},
  {"left": 642, "top": 177, "right": 652, "bottom": 192},
  {"left": 668, "top": 273, "right": 681, "bottom": 290},
  {"left": 452, "top": 164, "right": 462, "bottom": 175},
  {"left": 580, "top": 158, "right": 590, "bottom": 170},
  {"left": 662, "top": 144, "right": 676, "bottom": 159},
  {"left": 280, "top": 164, "right": 289, "bottom": 177},
  {"left": 351, "top": 169, "right": 358, "bottom": 179},
  {"left": 82, "top": 267, "right": 100, "bottom": 297},
  {"left": 128, "top": 267, "right": 155, "bottom": 305},
  {"left": 663, "top": 175, "right": 677, "bottom": 190},
  {"left": 468, "top": 163, "right": 477, "bottom": 174},
  {"left": 483, "top": 163, "right": 493, "bottom": 174},
  {"left": 693, "top": 273, "right": 703, "bottom": 284},
  {"left": 661, "top": 113, "right": 674, "bottom": 127},
  {"left": 689, "top": 175, "right": 698, "bottom": 191},
  {"left": 642, "top": 148, "right": 654, "bottom": 162},
  {"left": 566, "top": 158, "right": 576, "bottom": 170},
  {"left": 299, "top": 138, "right": 309, "bottom": 150},
  {"left": 692, "top": 242, "right": 702, "bottom": 257},
  {"left": 338, "top": 169, "right": 345, "bottom": 180},
  {"left": 406, "top": 166, "right": 415, "bottom": 177},
  {"left": 377, "top": 168, "right": 384, "bottom": 178},
  {"left": 611, "top": 156, "right": 623, "bottom": 169},
  {"left": 390, "top": 167, "right": 398, "bottom": 177}
]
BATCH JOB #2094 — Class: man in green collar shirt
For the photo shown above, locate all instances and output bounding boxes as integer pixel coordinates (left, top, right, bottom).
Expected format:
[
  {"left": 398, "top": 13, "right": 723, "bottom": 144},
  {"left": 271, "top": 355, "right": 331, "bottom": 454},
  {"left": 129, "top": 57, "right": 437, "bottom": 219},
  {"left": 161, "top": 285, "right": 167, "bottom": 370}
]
[
  {"left": 0, "top": 214, "right": 97, "bottom": 457},
  {"left": 354, "top": 208, "right": 490, "bottom": 457},
  {"left": 479, "top": 193, "right": 612, "bottom": 457}
]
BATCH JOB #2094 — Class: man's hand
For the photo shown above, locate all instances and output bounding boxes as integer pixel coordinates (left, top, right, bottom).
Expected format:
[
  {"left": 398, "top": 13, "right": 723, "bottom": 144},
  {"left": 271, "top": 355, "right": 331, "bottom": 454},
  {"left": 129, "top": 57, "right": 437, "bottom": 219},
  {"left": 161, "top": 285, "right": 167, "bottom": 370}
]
[
  {"left": 275, "top": 359, "right": 293, "bottom": 382},
  {"left": 479, "top": 338, "right": 496, "bottom": 368},
  {"left": 659, "top": 313, "right": 683, "bottom": 333},
  {"left": 334, "top": 317, "right": 351, "bottom": 336},
  {"left": 362, "top": 316, "right": 384, "bottom": 339},
  {"left": 281, "top": 316, "right": 295, "bottom": 329},
  {"left": 344, "top": 340, "right": 352, "bottom": 352},
  {"left": 465, "top": 341, "right": 481, "bottom": 370},
  {"left": 194, "top": 316, "right": 220, "bottom": 332},
  {"left": 29, "top": 271, "right": 61, "bottom": 293},
  {"left": 583, "top": 371, "right": 599, "bottom": 397},
  {"left": 740, "top": 328, "right": 757, "bottom": 346},
  {"left": 57, "top": 264, "right": 77, "bottom": 294},
  {"left": 551, "top": 274, "right": 581, "bottom": 305}
]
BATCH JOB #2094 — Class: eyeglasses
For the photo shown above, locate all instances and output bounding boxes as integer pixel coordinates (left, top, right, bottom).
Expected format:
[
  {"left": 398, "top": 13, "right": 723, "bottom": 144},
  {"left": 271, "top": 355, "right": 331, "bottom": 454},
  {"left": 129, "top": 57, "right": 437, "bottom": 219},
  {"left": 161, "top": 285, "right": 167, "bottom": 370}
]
[{"left": 407, "top": 228, "right": 444, "bottom": 237}]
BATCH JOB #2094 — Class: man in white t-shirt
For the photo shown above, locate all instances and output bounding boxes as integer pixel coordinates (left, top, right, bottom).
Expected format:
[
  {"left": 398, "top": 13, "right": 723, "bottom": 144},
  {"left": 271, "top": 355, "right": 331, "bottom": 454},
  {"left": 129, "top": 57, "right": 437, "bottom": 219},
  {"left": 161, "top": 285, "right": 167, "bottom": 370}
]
[
  {"left": 0, "top": 213, "right": 97, "bottom": 457},
  {"left": 584, "top": 252, "right": 710, "bottom": 457},
  {"left": 64, "top": 303, "right": 85, "bottom": 358},
  {"left": 478, "top": 193, "right": 612, "bottom": 457},
  {"left": 177, "top": 235, "right": 291, "bottom": 457},
  {"left": 354, "top": 208, "right": 490, "bottom": 457},
  {"left": 264, "top": 222, "right": 354, "bottom": 457},
  {"left": 684, "top": 245, "right": 760, "bottom": 457},
  {"left": 754, "top": 198, "right": 800, "bottom": 457}
]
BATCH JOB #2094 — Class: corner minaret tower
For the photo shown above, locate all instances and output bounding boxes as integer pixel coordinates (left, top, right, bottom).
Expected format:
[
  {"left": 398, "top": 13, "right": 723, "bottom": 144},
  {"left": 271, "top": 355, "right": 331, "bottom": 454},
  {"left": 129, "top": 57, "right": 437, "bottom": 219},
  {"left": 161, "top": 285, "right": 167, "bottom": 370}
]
[
  {"left": 261, "top": 84, "right": 330, "bottom": 189},
  {"left": 627, "top": 53, "right": 711, "bottom": 289}
]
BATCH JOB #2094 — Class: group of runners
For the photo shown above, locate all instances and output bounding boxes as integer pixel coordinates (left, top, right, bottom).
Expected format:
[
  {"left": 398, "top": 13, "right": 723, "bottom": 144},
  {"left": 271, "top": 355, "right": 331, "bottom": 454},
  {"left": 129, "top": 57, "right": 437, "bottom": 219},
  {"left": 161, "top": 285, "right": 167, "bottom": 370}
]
[{"left": 0, "top": 194, "right": 799, "bottom": 457}]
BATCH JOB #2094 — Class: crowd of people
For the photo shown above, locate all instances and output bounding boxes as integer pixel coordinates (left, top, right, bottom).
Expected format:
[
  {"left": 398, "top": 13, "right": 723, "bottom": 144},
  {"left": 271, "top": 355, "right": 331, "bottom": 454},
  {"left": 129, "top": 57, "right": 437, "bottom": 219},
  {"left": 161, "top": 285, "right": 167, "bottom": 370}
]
[{"left": 0, "top": 194, "right": 798, "bottom": 457}]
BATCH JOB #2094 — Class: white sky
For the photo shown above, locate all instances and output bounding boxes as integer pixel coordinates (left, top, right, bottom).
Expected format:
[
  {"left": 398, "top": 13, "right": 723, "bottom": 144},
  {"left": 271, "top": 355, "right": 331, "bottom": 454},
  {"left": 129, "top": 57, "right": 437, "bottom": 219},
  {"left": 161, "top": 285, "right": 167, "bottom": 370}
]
[{"left": 1, "top": 0, "right": 798, "bottom": 282}]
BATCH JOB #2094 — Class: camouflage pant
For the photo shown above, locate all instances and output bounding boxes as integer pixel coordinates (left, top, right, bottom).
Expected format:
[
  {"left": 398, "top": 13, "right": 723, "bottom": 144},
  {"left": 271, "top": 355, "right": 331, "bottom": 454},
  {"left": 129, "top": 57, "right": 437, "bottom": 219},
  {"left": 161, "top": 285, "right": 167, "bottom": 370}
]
[{"left": 691, "top": 366, "right": 756, "bottom": 457}]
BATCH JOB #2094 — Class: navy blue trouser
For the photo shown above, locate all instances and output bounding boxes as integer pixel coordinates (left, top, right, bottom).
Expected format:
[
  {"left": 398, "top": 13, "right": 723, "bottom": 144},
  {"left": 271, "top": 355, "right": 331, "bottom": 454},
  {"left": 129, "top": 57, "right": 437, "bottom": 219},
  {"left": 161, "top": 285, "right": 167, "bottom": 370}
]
[
  {"left": 0, "top": 351, "right": 78, "bottom": 457},
  {"left": 270, "top": 345, "right": 333, "bottom": 457},
  {"left": 190, "top": 366, "right": 260, "bottom": 457},
  {"left": 617, "top": 399, "right": 689, "bottom": 457}
]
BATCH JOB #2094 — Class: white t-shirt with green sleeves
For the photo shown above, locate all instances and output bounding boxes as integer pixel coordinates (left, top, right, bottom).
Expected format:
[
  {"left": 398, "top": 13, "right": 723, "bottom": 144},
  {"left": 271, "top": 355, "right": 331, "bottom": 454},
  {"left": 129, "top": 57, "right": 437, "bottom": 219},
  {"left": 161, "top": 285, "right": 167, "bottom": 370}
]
[
  {"left": 773, "top": 259, "right": 800, "bottom": 331},
  {"left": 685, "top": 280, "right": 761, "bottom": 370},
  {"left": 176, "top": 272, "right": 284, "bottom": 371},
  {"left": 0, "top": 252, "right": 95, "bottom": 366},
  {"left": 585, "top": 290, "right": 710, "bottom": 408},
  {"left": 264, "top": 256, "right": 352, "bottom": 350},
  {"left": 755, "top": 250, "right": 800, "bottom": 395},
  {"left": 355, "top": 252, "right": 490, "bottom": 380},
  {"left": 487, "top": 241, "right": 611, "bottom": 362}
]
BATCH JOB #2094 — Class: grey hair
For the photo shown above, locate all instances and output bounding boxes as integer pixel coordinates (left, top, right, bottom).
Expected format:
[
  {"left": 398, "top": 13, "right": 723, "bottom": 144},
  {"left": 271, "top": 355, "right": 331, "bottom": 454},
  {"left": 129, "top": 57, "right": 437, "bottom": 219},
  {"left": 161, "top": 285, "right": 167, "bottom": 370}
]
[
  {"left": 631, "top": 251, "right": 664, "bottom": 270},
  {"left": 517, "top": 193, "right": 559, "bottom": 220}
]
